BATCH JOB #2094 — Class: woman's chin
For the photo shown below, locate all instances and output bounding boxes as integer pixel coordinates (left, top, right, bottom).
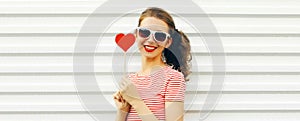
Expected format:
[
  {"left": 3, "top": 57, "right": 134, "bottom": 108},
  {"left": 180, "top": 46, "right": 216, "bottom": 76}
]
[{"left": 140, "top": 52, "right": 159, "bottom": 59}]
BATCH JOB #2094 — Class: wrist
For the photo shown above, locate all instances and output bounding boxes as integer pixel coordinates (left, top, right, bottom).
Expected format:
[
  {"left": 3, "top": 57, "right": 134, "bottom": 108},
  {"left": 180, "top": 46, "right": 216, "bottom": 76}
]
[
  {"left": 116, "top": 110, "right": 128, "bottom": 121},
  {"left": 117, "top": 109, "right": 129, "bottom": 116},
  {"left": 120, "top": 107, "right": 130, "bottom": 113}
]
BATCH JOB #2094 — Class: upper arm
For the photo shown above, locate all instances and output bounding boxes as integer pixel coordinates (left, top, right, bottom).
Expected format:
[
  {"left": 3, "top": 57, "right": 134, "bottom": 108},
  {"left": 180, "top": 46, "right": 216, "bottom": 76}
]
[
  {"left": 165, "top": 101, "right": 184, "bottom": 121},
  {"left": 164, "top": 71, "right": 185, "bottom": 102},
  {"left": 164, "top": 71, "right": 186, "bottom": 121}
]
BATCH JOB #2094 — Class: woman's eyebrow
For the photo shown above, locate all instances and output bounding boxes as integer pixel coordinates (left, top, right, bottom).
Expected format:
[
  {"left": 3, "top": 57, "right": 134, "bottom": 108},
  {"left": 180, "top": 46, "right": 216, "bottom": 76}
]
[
  {"left": 152, "top": 28, "right": 168, "bottom": 31},
  {"left": 148, "top": 28, "right": 166, "bottom": 32},
  {"left": 155, "top": 29, "right": 164, "bottom": 31},
  {"left": 143, "top": 25, "right": 168, "bottom": 30}
]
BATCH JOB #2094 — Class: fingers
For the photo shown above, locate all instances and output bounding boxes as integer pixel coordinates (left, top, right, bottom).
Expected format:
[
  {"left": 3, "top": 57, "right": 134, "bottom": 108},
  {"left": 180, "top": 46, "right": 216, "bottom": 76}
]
[
  {"left": 118, "top": 92, "right": 125, "bottom": 103},
  {"left": 114, "top": 91, "right": 126, "bottom": 103},
  {"left": 114, "top": 91, "right": 123, "bottom": 102},
  {"left": 113, "top": 92, "right": 120, "bottom": 102}
]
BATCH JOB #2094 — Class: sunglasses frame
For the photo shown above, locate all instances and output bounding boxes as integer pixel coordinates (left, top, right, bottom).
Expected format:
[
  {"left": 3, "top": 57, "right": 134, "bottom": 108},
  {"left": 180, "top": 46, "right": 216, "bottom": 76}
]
[{"left": 136, "top": 27, "right": 171, "bottom": 43}]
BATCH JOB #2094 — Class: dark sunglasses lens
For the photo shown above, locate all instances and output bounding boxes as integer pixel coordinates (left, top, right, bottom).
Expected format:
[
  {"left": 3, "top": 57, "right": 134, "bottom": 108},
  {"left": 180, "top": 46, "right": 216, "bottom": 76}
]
[
  {"left": 154, "top": 32, "right": 167, "bottom": 42},
  {"left": 138, "top": 28, "right": 151, "bottom": 38}
]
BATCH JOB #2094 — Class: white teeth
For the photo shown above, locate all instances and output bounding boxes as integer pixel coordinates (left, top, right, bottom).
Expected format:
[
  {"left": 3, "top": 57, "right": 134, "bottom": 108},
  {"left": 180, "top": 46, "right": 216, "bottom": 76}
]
[{"left": 145, "top": 46, "right": 156, "bottom": 50}]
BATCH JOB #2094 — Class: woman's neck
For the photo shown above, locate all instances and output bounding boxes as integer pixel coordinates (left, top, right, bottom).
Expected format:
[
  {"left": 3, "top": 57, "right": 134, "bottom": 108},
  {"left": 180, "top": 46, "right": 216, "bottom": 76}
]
[{"left": 141, "top": 55, "right": 166, "bottom": 74}]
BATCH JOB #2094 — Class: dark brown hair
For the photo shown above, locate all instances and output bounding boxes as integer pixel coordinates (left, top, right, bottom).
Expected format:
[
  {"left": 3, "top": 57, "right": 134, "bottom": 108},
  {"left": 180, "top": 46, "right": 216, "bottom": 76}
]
[{"left": 138, "top": 7, "right": 192, "bottom": 81}]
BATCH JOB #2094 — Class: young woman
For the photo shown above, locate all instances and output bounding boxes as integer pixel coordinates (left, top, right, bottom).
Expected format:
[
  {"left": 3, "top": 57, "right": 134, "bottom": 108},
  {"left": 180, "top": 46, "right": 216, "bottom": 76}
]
[{"left": 114, "top": 7, "right": 192, "bottom": 121}]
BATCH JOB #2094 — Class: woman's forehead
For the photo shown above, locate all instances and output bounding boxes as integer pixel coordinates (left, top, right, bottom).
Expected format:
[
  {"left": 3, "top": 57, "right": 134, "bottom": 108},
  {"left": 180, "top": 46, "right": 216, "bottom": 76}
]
[
  {"left": 139, "top": 24, "right": 169, "bottom": 32},
  {"left": 140, "top": 17, "right": 169, "bottom": 31}
]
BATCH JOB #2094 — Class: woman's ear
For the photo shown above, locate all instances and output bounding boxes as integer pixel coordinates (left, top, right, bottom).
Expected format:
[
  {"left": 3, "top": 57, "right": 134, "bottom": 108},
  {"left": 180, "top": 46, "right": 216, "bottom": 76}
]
[{"left": 165, "top": 38, "right": 172, "bottom": 48}]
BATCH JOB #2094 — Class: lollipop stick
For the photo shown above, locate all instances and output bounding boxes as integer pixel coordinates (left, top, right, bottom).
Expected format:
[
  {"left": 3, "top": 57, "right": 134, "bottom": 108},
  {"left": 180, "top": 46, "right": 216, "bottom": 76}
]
[{"left": 123, "top": 52, "right": 126, "bottom": 76}]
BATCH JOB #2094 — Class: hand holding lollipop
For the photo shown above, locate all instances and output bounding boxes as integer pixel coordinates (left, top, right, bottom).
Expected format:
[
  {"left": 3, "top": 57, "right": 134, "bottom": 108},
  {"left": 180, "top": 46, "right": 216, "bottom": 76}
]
[{"left": 115, "top": 32, "right": 141, "bottom": 98}]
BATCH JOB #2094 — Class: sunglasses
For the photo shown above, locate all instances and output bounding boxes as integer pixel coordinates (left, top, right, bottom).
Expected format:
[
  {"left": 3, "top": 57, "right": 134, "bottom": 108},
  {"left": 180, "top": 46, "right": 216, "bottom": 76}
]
[{"left": 136, "top": 27, "right": 171, "bottom": 43}]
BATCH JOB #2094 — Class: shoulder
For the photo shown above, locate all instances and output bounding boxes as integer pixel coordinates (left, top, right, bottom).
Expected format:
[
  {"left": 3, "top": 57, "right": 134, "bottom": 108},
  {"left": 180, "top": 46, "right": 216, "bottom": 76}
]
[
  {"left": 163, "top": 66, "right": 186, "bottom": 101},
  {"left": 164, "top": 66, "right": 185, "bottom": 81}
]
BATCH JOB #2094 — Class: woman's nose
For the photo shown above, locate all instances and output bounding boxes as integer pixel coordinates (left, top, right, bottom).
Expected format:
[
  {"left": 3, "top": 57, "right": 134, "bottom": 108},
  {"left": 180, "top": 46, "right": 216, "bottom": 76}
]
[{"left": 145, "top": 34, "right": 156, "bottom": 43}]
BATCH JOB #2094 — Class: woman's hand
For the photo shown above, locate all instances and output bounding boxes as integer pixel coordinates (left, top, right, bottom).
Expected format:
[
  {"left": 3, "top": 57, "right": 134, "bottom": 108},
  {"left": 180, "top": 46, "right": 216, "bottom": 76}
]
[
  {"left": 119, "top": 76, "right": 142, "bottom": 106},
  {"left": 113, "top": 91, "right": 131, "bottom": 112}
]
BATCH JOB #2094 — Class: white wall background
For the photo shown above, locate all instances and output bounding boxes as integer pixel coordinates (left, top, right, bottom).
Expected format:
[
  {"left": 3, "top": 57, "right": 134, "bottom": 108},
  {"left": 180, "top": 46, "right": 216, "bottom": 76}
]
[{"left": 0, "top": 0, "right": 300, "bottom": 120}]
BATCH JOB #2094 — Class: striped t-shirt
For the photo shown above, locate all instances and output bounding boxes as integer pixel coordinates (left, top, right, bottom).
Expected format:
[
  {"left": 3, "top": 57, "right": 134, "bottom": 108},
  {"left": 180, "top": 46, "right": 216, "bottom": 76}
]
[{"left": 126, "top": 66, "right": 186, "bottom": 121}]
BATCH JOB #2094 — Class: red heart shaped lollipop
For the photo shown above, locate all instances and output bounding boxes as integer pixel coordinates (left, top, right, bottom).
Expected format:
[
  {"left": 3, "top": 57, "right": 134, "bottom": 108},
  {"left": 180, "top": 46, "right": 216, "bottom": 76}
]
[{"left": 115, "top": 33, "right": 135, "bottom": 52}]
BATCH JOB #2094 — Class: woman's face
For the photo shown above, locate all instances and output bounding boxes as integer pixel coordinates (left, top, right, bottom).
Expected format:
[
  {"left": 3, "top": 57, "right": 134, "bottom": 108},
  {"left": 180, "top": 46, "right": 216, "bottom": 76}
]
[{"left": 137, "top": 17, "right": 172, "bottom": 59}]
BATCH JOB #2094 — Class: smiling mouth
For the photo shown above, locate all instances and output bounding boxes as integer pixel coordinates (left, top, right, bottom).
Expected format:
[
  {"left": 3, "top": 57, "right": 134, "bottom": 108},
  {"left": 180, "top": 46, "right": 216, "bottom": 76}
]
[{"left": 144, "top": 45, "right": 157, "bottom": 52}]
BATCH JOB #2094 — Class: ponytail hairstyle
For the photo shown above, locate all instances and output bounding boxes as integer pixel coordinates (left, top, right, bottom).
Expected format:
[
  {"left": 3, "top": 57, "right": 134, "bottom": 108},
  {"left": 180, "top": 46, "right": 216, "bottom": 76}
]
[{"left": 138, "top": 7, "right": 192, "bottom": 81}]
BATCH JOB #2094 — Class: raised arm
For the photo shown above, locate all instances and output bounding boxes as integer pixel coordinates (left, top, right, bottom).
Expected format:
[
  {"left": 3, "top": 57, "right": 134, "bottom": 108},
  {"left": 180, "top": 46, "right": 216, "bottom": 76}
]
[{"left": 119, "top": 76, "right": 159, "bottom": 121}]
